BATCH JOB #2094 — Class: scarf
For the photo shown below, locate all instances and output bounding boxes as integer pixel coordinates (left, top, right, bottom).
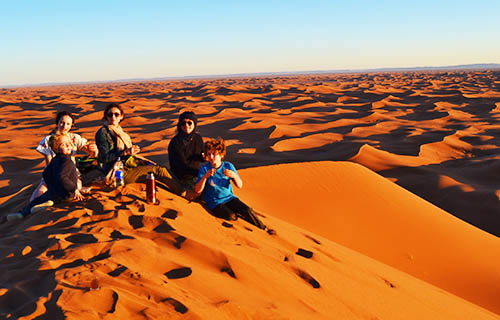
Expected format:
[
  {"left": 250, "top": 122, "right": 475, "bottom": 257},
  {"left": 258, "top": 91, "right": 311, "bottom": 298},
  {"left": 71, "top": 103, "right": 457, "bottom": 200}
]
[{"left": 105, "top": 122, "right": 133, "bottom": 151}]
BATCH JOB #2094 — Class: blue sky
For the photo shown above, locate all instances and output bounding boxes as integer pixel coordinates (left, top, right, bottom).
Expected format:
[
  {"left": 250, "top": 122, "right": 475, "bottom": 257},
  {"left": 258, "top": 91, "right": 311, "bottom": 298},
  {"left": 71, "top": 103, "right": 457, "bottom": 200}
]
[{"left": 1, "top": 1, "right": 499, "bottom": 86}]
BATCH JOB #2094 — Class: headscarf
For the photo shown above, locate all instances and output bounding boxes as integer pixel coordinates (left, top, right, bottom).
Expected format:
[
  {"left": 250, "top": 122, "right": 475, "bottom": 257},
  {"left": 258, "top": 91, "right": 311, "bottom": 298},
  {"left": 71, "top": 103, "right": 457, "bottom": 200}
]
[{"left": 176, "top": 111, "right": 198, "bottom": 145}]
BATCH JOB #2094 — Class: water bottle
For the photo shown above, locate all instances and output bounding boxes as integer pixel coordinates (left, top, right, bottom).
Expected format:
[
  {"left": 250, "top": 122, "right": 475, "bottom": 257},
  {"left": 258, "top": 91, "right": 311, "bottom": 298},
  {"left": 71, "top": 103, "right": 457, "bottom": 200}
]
[
  {"left": 146, "top": 172, "right": 156, "bottom": 203},
  {"left": 114, "top": 157, "right": 125, "bottom": 188}
]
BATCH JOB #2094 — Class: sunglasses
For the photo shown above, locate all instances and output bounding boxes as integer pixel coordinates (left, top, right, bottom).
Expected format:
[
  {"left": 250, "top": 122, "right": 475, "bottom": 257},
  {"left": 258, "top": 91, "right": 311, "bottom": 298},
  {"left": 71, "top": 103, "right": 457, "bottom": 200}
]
[
  {"left": 107, "top": 112, "right": 121, "bottom": 118},
  {"left": 181, "top": 120, "right": 194, "bottom": 126}
]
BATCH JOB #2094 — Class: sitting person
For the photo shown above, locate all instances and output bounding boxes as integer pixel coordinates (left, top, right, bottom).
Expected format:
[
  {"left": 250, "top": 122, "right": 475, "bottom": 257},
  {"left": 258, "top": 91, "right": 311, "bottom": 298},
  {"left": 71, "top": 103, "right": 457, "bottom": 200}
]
[
  {"left": 95, "top": 103, "right": 189, "bottom": 197},
  {"left": 7, "top": 134, "right": 85, "bottom": 221},
  {"left": 168, "top": 111, "right": 204, "bottom": 189},
  {"left": 195, "top": 138, "right": 274, "bottom": 234},
  {"left": 31, "top": 110, "right": 98, "bottom": 201}
]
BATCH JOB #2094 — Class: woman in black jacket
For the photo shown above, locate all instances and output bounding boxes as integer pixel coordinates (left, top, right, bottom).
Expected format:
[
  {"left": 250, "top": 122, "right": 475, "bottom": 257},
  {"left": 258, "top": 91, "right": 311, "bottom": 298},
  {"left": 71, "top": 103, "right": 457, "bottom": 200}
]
[{"left": 168, "top": 111, "right": 204, "bottom": 189}]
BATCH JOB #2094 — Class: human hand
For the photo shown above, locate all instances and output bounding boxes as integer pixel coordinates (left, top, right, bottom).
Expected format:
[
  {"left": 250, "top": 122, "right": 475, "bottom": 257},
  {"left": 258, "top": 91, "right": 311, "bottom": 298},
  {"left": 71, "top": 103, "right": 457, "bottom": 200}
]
[
  {"left": 126, "top": 145, "right": 140, "bottom": 155},
  {"left": 74, "top": 189, "right": 85, "bottom": 201},
  {"left": 87, "top": 143, "right": 98, "bottom": 157},
  {"left": 205, "top": 168, "right": 216, "bottom": 179},
  {"left": 223, "top": 169, "right": 236, "bottom": 179}
]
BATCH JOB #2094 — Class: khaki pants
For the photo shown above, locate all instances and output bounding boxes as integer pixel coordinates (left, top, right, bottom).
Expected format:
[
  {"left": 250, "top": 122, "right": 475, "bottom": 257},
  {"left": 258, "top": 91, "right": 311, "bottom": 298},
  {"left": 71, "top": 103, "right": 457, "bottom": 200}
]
[{"left": 125, "top": 165, "right": 184, "bottom": 195}]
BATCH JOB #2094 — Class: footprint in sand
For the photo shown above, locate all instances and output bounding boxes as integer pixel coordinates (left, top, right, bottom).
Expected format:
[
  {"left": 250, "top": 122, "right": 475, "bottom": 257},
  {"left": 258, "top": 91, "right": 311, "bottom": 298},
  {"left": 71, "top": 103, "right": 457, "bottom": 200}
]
[
  {"left": 173, "top": 235, "right": 186, "bottom": 249},
  {"left": 165, "top": 267, "right": 192, "bottom": 279},
  {"left": 221, "top": 266, "right": 236, "bottom": 278},
  {"left": 162, "top": 297, "right": 189, "bottom": 314},
  {"left": 65, "top": 233, "right": 98, "bottom": 244},
  {"left": 110, "top": 230, "right": 134, "bottom": 240},
  {"left": 296, "top": 269, "right": 320, "bottom": 289},
  {"left": 128, "top": 215, "right": 144, "bottom": 229},
  {"left": 162, "top": 209, "right": 179, "bottom": 219},
  {"left": 304, "top": 234, "right": 321, "bottom": 245},
  {"left": 153, "top": 221, "right": 175, "bottom": 233},
  {"left": 296, "top": 248, "right": 314, "bottom": 259},
  {"left": 108, "top": 265, "right": 128, "bottom": 277},
  {"left": 382, "top": 277, "right": 397, "bottom": 288}
]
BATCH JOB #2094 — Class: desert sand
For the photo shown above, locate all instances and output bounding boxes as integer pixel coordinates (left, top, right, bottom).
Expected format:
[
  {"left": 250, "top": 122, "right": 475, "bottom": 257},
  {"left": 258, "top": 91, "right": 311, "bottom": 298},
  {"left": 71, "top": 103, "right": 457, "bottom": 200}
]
[{"left": 0, "top": 70, "right": 499, "bottom": 319}]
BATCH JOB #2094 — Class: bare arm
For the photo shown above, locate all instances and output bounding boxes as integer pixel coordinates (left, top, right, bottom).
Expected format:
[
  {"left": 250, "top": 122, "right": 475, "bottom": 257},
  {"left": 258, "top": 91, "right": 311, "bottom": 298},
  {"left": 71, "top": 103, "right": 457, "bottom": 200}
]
[
  {"left": 224, "top": 169, "right": 243, "bottom": 188},
  {"left": 44, "top": 154, "right": 53, "bottom": 167},
  {"left": 195, "top": 168, "right": 215, "bottom": 194}
]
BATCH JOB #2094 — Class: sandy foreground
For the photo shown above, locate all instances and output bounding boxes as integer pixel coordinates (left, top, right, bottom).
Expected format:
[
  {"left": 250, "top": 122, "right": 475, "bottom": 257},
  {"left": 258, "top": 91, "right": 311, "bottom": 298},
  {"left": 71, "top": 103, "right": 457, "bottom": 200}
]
[{"left": 0, "top": 71, "right": 499, "bottom": 319}]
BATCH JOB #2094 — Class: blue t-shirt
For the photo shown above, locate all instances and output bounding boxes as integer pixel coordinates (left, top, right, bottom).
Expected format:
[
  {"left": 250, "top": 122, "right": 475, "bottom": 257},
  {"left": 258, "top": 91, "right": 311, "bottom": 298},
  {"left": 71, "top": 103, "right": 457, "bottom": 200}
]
[{"left": 197, "top": 161, "right": 239, "bottom": 209}]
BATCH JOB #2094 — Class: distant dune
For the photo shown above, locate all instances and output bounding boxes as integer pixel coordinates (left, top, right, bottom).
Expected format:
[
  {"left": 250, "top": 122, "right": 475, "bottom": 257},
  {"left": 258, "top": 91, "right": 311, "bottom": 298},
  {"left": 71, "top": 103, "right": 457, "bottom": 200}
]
[
  {"left": 3, "top": 63, "right": 499, "bottom": 88},
  {"left": 0, "top": 70, "right": 499, "bottom": 318}
]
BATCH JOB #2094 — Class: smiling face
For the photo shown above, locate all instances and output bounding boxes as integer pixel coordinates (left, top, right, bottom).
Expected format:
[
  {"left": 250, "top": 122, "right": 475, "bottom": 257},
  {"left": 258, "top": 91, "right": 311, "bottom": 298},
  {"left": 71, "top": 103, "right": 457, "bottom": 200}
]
[
  {"left": 106, "top": 107, "right": 123, "bottom": 126},
  {"left": 56, "top": 135, "right": 73, "bottom": 155},
  {"left": 57, "top": 115, "right": 73, "bottom": 134},
  {"left": 206, "top": 148, "right": 223, "bottom": 169}
]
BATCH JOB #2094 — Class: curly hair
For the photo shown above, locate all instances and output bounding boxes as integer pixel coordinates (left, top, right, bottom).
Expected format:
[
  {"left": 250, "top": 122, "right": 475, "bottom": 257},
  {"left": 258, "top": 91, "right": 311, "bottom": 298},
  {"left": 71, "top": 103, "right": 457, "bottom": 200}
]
[{"left": 204, "top": 138, "right": 226, "bottom": 157}]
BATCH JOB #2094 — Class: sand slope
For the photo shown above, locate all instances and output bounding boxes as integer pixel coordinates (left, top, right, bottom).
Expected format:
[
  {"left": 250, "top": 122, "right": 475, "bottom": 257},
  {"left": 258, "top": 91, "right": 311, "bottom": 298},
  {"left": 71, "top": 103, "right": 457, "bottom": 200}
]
[
  {"left": 238, "top": 161, "right": 500, "bottom": 314},
  {"left": 0, "top": 181, "right": 498, "bottom": 319}
]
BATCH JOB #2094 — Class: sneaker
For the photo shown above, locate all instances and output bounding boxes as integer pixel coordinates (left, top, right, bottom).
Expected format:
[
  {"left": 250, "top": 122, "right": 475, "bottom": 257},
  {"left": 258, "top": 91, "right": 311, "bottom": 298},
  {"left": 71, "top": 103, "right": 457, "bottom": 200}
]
[
  {"left": 7, "top": 213, "right": 24, "bottom": 221},
  {"left": 30, "top": 200, "right": 55, "bottom": 214}
]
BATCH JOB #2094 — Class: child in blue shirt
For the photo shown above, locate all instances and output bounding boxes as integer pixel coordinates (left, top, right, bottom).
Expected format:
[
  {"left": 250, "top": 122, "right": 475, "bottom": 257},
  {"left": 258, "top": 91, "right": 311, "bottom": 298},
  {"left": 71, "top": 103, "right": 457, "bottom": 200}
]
[{"left": 195, "top": 138, "right": 274, "bottom": 234}]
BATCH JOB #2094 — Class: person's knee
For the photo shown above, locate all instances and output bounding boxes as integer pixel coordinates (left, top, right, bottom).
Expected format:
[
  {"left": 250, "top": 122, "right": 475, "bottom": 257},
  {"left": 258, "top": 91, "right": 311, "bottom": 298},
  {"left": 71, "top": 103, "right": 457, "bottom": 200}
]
[{"left": 154, "top": 166, "right": 173, "bottom": 179}]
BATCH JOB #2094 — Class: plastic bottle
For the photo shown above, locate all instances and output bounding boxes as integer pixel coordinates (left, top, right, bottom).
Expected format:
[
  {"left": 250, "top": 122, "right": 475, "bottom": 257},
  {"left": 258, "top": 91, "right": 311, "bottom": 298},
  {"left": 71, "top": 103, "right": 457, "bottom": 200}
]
[
  {"left": 146, "top": 171, "right": 156, "bottom": 203},
  {"left": 114, "top": 157, "right": 125, "bottom": 188}
]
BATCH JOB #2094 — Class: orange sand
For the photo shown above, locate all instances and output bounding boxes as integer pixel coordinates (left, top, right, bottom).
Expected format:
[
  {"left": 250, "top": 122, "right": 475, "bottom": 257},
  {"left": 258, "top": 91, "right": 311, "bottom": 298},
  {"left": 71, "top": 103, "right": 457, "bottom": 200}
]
[{"left": 1, "top": 70, "right": 499, "bottom": 319}]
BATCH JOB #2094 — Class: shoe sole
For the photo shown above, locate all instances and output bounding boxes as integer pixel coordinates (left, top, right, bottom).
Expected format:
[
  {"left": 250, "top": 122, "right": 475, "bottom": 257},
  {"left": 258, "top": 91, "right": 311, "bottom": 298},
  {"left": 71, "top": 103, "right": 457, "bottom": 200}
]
[{"left": 30, "top": 200, "right": 55, "bottom": 214}]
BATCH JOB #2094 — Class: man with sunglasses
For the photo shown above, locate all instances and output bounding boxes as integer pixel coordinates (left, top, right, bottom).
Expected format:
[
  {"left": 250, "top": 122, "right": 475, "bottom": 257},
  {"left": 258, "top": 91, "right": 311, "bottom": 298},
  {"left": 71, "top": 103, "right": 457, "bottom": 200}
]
[{"left": 168, "top": 111, "right": 205, "bottom": 191}]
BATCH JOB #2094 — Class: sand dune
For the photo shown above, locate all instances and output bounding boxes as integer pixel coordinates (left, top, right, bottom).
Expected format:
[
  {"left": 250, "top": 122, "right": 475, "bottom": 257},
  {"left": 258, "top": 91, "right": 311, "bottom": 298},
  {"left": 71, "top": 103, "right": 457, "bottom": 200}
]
[
  {"left": 1, "top": 181, "right": 498, "bottom": 319},
  {"left": 237, "top": 161, "right": 500, "bottom": 314},
  {"left": 1, "top": 70, "right": 499, "bottom": 318}
]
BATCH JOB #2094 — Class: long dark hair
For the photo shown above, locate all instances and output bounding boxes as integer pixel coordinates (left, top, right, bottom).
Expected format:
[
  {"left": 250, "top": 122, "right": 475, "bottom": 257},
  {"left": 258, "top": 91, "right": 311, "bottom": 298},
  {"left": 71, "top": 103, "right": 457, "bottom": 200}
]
[{"left": 50, "top": 111, "right": 76, "bottom": 134}]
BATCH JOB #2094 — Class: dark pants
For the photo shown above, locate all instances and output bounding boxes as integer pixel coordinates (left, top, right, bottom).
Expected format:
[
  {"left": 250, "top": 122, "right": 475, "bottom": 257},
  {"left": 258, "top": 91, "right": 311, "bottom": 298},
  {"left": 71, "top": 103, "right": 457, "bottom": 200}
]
[
  {"left": 21, "top": 192, "right": 59, "bottom": 217},
  {"left": 212, "top": 198, "right": 266, "bottom": 230}
]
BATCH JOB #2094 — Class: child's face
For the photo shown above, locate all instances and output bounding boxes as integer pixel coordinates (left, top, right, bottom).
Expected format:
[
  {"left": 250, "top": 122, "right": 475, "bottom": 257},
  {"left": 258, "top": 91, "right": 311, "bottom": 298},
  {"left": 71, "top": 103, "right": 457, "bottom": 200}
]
[
  {"left": 206, "top": 148, "right": 223, "bottom": 168},
  {"left": 57, "top": 115, "right": 73, "bottom": 134},
  {"left": 58, "top": 136, "right": 73, "bottom": 155}
]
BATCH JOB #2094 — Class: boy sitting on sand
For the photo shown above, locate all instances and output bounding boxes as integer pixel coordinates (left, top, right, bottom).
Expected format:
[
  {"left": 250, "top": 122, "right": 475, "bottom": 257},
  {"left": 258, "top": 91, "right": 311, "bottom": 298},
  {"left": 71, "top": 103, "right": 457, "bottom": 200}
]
[
  {"left": 195, "top": 138, "right": 275, "bottom": 234},
  {"left": 7, "top": 134, "right": 85, "bottom": 221}
]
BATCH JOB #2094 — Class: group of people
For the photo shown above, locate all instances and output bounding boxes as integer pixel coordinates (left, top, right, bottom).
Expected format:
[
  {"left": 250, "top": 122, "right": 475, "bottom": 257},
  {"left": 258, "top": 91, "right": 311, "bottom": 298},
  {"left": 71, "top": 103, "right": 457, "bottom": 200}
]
[{"left": 7, "top": 103, "right": 274, "bottom": 234}]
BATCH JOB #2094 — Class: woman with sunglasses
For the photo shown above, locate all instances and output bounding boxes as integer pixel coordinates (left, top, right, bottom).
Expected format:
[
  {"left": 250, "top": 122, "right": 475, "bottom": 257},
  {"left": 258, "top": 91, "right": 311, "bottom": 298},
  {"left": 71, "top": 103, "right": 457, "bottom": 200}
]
[
  {"left": 168, "top": 111, "right": 205, "bottom": 190},
  {"left": 95, "top": 103, "right": 186, "bottom": 197},
  {"left": 31, "top": 110, "right": 98, "bottom": 201}
]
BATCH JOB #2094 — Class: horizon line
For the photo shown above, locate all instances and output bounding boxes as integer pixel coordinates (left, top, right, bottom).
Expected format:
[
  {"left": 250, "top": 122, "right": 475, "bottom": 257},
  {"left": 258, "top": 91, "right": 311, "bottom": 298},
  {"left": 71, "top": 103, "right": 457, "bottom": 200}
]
[{"left": 2, "top": 63, "right": 500, "bottom": 89}]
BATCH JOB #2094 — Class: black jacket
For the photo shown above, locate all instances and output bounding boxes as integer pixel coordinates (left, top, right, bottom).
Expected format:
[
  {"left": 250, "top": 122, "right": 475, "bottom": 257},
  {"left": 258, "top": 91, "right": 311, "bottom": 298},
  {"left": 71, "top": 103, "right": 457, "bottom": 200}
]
[
  {"left": 168, "top": 132, "right": 204, "bottom": 180},
  {"left": 43, "top": 154, "right": 78, "bottom": 200}
]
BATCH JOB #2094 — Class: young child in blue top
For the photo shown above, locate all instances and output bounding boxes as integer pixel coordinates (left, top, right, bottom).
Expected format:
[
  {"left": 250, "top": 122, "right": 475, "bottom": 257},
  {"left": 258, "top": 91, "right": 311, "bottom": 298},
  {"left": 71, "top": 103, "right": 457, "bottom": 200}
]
[{"left": 195, "top": 138, "right": 274, "bottom": 234}]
